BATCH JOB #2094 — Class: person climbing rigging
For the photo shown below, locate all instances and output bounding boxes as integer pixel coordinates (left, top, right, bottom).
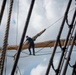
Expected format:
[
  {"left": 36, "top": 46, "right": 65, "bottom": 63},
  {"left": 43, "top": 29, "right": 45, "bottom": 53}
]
[{"left": 24, "top": 36, "right": 35, "bottom": 55}]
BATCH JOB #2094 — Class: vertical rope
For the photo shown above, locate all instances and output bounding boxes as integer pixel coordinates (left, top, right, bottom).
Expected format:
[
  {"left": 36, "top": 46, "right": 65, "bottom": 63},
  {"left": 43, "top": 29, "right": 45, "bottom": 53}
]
[
  {"left": 0, "top": 0, "right": 14, "bottom": 75},
  {"left": 75, "top": 0, "right": 76, "bottom": 7},
  {"left": 4, "top": 54, "right": 7, "bottom": 75},
  {"left": 16, "top": 0, "right": 19, "bottom": 45}
]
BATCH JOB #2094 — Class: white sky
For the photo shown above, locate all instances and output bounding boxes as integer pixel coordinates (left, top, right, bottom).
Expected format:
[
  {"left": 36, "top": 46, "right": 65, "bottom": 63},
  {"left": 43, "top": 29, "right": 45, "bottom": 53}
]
[{"left": 0, "top": 0, "right": 76, "bottom": 75}]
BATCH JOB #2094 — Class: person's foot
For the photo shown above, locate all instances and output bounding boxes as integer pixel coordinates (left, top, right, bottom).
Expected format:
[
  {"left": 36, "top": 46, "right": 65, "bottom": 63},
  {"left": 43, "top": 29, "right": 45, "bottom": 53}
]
[
  {"left": 29, "top": 53, "right": 31, "bottom": 55},
  {"left": 33, "top": 53, "right": 35, "bottom": 56}
]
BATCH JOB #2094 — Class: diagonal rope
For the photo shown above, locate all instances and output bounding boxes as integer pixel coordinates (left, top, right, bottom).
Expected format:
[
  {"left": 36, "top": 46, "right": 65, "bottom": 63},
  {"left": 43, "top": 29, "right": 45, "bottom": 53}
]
[
  {"left": 46, "top": 7, "right": 75, "bottom": 30},
  {"left": 11, "top": 0, "right": 35, "bottom": 75},
  {"left": 0, "top": 0, "right": 7, "bottom": 24}
]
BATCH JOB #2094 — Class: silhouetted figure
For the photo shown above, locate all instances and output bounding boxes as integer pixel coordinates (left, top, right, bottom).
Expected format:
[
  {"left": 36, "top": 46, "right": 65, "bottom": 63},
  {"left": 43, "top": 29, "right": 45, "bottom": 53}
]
[{"left": 25, "top": 36, "right": 35, "bottom": 55}]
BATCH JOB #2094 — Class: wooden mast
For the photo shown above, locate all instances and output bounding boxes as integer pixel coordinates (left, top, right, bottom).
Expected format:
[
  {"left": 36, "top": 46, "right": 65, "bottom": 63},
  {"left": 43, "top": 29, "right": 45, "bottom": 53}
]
[{"left": 0, "top": 39, "right": 76, "bottom": 50}]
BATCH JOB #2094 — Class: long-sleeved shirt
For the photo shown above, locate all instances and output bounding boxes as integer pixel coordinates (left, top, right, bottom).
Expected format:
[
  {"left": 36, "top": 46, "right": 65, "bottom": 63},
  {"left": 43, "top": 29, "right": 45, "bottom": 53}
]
[{"left": 26, "top": 37, "right": 34, "bottom": 44}]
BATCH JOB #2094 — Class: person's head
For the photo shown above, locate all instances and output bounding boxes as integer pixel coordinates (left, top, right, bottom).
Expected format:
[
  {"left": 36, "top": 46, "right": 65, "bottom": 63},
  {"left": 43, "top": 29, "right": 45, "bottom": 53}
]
[{"left": 26, "top": 35, "right": 28, "bottom": 38}]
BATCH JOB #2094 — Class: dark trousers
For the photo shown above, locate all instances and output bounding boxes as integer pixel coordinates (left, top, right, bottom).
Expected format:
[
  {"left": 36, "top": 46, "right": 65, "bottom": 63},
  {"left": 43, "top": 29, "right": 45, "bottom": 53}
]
[{"left": 28, "top": 43, "right": 35, "bottom": 55}]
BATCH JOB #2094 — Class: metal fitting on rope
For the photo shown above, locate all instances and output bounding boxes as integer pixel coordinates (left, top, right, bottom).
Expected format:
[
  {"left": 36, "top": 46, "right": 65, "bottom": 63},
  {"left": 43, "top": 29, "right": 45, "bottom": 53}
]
[
  {"left": 62, "top": 46, "right": 67, "bottom": 51},
  {"left": 51, "top": 61, "right": 57, "bottom": 73},
  {"left": 69, "top": 62, "right": 73, "bottom": 68},
  {"left": 68, "top": 24, "right": 73, "bottom": 29},
  {"left": 65, "top": 16, "right": 69, "bottom": 25},
  {"left": 55, "top": 68, "right": 60, "bottom": 75},
  {"left": 58, "top": 39, "right": 63, "bottom": 50}
]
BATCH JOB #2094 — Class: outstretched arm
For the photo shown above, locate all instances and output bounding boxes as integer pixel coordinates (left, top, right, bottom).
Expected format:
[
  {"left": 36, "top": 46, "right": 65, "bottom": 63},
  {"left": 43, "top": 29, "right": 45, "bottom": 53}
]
[{"left": 23, "top": 40, "right": 28, "bottom": 45}]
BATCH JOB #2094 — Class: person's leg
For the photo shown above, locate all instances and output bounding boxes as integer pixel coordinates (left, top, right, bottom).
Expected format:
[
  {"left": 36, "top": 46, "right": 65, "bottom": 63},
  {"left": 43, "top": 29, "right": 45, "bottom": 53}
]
[
  {"left": 28, "top": 44, "right": 31, "bottom": 55},
  {"left": 32, "top": 44, "right": 35, "bottom": 55}
]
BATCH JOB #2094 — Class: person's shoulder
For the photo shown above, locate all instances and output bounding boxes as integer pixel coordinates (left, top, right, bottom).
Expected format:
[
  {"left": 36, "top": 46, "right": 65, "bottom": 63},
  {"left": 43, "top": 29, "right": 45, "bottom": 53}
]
[
  {"left": 27, "top": 37, "right": 31, "bottom": 40},
  {"left": 28, "top": 37, "right": 32, "bottom": 39}
]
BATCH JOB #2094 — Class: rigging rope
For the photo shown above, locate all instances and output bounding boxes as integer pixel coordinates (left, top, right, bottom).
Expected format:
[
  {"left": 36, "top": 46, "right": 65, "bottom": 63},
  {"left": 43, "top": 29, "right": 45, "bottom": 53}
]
[
  {"left": 4, "top": 54, "right": 7, "bottom": 75},
  {"left": 6, "top": 49, "right": 76, "bottom": 58},
  {"left": 46, "top": 0, "right": 73, "bottom": 74},
  {"left": 35, "top": 42, "right": 52, "bottom": 53},
  {"left": 0, "top": 0, "right": 7, "bottom": 24},
  {"left": 13, "top": 54, "right": 22, "bottom": 75},
  {"left": 16, "top": 66, "right": 22, "bottom": 75},
  {"left": 0, "top": 0, "right": 14, "bottom": 75},
  {"left": 60, "top": 11, "right": 76, "bottom": 74},
  {"left": 56, "top": 10, "right": 76, "bottom": 75},
  {"left": 45, "top": 7, "right": 75, "bottom": 30},
  {"left": 11, "top": 0, "right": 35, "bottom": 75},
  {"left": 16, "top": 0, "right": 19, "bottom": 45}
]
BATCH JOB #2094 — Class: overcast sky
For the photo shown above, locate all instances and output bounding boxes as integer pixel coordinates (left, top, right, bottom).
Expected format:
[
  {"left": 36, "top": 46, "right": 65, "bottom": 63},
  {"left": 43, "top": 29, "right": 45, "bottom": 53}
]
[{"left": 0, "top": 0, "right": 76, "bottom": 75}]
